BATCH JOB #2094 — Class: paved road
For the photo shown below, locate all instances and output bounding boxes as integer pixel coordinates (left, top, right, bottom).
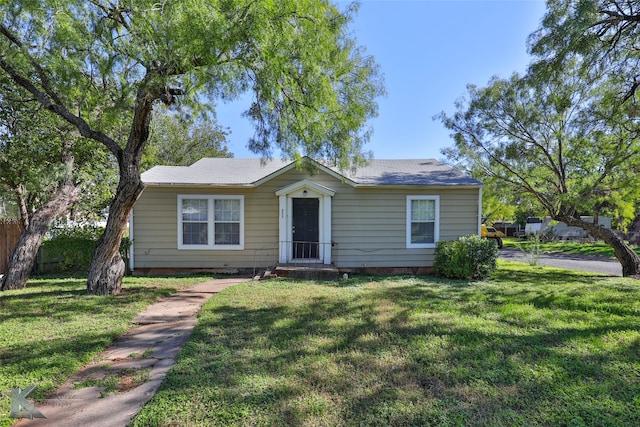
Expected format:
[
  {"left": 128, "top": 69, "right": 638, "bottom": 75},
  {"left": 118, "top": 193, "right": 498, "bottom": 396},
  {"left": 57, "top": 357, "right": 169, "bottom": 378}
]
[{"left": 499, "top": 247, "right": 623, "bottom": 276}]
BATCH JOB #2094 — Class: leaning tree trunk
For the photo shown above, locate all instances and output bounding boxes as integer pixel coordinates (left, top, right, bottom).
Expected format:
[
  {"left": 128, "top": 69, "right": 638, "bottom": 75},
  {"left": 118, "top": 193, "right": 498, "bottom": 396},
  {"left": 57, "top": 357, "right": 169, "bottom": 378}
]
[
  {"left": 86, "top": 154, "right": 145, "bottom": 295},
  {"left": 558, "top": 215, "right": 640, "bottom": 277},
  {"left": 86, "top": 87, "right": 153, "bottom": 295},
  {"left": 0, "top": 182, "right": 80, "bottom": 291}
]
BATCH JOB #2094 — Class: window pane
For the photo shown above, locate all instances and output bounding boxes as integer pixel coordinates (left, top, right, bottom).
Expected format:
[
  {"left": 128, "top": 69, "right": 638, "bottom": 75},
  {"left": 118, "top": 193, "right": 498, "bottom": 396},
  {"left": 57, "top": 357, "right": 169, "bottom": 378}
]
[
  {"left": 183, "top": 223, "right": 208, "bottom": 245},
  {"left": 182, "top": 199, "right": 208, "bottom": 222},
  {"left": 411, "top": 222, "right": 435, "bottom": 244},
  {"left": 215, "top": 223, "right": 240, "bottom": 245},
  {"left": 215, "top": 199, "right": 240, "bottom": 222},
  {"left": 411, "top": 199, "right": 435, "bottom": 221}
]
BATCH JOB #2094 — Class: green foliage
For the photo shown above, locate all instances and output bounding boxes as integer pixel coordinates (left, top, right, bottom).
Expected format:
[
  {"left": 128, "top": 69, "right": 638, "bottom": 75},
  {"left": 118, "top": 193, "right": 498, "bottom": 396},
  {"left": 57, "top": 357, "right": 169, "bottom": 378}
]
[
  {"left": 37, "top": 226, "right": 106, "bottom": 273},
  {"left": 0, "top": 80, "right": 115, "bottom": 223},
  {"left": 37, "top": 230, "right": 134, "bottom": 274},
  {"left": 503, "top": 238, "right": 640, "bottom": 258},
  {"left": 516, "top": 233, "right": 542, "bottom": 266},
  {"left": 0, "top": 198, "right": 17, "bottom": 219},
  {"left": 439, "top": 64, "right": 640, "bottom": 273},
  {"left": 434, "top": 235, "right": 498, "bottom": 280},
  {"left": 143, "top": 108, "right": 232, "bottom": 170},
  {"left": 1, "top": 0, "right": 385, "bottom": 292},
  {"left": 0, "top": 83, "right": 70, "bottom": 211},
  {"left": 514, "top": 207, "right": 540, "bottom": 228},
  {"left": 527, "top": 1, "right": 640, "bottom": 230},
  {"left": 1, "top": 0, "right": 384, "bottom": 167},
  {"left": 441, "top": 68, "right": 639, "bottom": 224},
  {"left": 0, "top": 275, "right": 214, "bottom": 427},
  {"left": 529, "top": 0, "right": 638, "bottom": 100},
  {"left": 48, "top": 224, "right": 105, "bottom": 240},
  {"left": 39, "top": 237, "right": 97, "bottom": 273},
  {"left": 438, "top": 1, "right": 640, "bottom": 273},
  {"left": 481, "top": 189, "right": 516, "bottom": 222},
  {"left": 131, "top": 272, "right": 640, "bottom": 426}
]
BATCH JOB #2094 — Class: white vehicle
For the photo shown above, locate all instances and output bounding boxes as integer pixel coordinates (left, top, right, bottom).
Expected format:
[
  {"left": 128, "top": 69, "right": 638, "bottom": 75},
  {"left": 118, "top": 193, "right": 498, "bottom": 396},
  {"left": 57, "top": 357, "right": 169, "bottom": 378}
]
[{"left": 524, "top": 217, "right": 542, "bottom": 236}]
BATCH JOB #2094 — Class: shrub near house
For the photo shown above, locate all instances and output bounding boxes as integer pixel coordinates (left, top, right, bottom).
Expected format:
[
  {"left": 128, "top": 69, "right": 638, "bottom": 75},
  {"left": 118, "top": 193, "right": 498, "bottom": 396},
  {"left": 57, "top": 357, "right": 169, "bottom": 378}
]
[
  {"left": 434, "top": 235, "right": 498, "bottom": 280},
  {"left": 34, "top": 226, "right": 130, "bottom": 274}
]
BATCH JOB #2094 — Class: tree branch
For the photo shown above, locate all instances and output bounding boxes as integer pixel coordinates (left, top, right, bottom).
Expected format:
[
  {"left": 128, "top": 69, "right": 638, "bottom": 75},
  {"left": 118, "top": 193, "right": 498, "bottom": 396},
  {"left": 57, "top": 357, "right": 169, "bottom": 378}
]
[{"left": 0, "top": 56, "right": 122, "bottom": 157}]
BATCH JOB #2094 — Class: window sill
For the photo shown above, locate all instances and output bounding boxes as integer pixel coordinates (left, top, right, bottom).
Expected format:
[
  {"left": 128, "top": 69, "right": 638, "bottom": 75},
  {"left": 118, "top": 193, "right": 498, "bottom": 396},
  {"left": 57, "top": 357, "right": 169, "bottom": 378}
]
[{"left": 178, "top": 245, "right": 244, "bottom": 251}]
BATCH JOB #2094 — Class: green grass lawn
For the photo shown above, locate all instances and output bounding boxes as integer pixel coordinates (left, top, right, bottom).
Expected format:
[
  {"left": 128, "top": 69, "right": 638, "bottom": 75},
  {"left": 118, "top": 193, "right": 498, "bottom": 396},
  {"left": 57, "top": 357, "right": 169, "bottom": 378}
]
[
  {"left": 131, "top": 263, "right": 640, "bottom": 427},
  {"left": 0, "top": 274, "right": 215, "bottom": 427},
  {"left": 503, "top": 238, "right": 640, "bottom": 258}
]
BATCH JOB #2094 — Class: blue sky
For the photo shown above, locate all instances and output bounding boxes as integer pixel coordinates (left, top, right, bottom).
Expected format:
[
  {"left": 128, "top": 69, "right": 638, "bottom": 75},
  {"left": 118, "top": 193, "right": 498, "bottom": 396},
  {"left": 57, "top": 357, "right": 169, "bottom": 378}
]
[{"left": 217, "top": 0, "right": 548, "bottom": 160}]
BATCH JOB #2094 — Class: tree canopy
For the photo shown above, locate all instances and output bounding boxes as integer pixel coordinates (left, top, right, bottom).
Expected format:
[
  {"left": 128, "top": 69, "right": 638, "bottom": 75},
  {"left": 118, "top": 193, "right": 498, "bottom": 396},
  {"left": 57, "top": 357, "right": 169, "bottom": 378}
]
[
  {"left": 439, "top": 0, "right": 640, "bottom": 276},
  {"left": 0, "top": 83, "right": 68, "bottom": 227},
  {"left": 0, "top": 78, "right": 117, "bottom": 291},
  {"left": 529, "top": 0, "right": 640, "bottom": 102},
  {"left": 439, "top": 61, "right": 640, "bottom": 275},
  {"left": 0, "top": 0, "right": 384, "bottom": 294},
  {"left": 0, "top": 84, "right": 115, "bottom": 225},
  {"left": 143, "top": 110, "right": 232, "bottom": 170}
]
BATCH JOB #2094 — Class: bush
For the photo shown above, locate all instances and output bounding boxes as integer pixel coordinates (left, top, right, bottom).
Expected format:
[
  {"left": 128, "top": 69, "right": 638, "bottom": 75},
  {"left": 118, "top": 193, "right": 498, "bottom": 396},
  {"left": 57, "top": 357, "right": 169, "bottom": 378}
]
[
  {"left": 39, "top": 237, "right": 98, "bottom": 273},
  {"left": 37, "top": 227, "right": 132, "bottom": 274},
  {"left": 434, "top": 235, "right": 498, "bottom": 280},
  {"left": 48, "top": 224, "right": 105, "bottom": 240}
]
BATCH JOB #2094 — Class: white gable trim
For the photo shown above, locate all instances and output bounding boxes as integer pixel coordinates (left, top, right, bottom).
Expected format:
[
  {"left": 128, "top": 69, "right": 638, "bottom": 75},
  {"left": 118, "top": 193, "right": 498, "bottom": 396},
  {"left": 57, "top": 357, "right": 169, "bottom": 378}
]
[
  {"left": 254, "top": 157, "right": 357, "bottom": 188},
  {"left": 275, "top": 179, "right": 336, "bottom": 197}
]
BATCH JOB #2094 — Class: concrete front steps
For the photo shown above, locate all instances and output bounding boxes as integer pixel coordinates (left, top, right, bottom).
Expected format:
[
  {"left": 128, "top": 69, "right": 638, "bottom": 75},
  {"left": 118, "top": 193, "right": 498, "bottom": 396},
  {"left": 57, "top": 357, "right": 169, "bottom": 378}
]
[{"left": 254, "top": 263, "right": 339, "bottom": 281}]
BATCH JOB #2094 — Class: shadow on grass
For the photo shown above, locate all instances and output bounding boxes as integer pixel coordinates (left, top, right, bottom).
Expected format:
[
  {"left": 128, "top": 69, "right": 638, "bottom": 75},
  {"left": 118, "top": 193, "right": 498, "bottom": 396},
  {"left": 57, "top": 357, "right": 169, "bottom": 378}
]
[
  {"left": 491, "top": 266, "right": 605, "bottom": 286},
  {"left": 0, "top": 329, "right": 123, "bottom": 389},
  {"left": 0, "top": 281, "right": 177, "bottom": 324},
  {"left": 134, "top": 273, "right": 640, "bottom": 427},
  {"left": 0, "top": 277, "right": 187, "bottom": 427}
]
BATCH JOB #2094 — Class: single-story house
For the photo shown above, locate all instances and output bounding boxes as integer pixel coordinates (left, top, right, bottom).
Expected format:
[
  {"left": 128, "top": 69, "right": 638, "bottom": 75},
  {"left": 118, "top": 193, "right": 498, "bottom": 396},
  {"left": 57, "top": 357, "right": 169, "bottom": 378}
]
[{"left": 130, "top": 157, "right": 483, "bottom": 275}]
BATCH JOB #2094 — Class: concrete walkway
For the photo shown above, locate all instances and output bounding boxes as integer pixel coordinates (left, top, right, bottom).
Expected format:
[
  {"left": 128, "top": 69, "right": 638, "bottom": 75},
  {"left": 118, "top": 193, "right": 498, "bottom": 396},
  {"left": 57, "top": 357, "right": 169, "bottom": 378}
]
[{"left": 14, "top": 277, "right": 250, "bottom": 427}]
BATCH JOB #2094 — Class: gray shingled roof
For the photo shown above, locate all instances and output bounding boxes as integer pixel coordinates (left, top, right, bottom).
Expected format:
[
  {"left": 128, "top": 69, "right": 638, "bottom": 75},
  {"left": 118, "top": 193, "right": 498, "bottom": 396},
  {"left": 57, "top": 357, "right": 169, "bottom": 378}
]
[
  {"left": 141, "top": 157, "right": 482, "bottom": 187},
  {"left": 337, "top": 159, "right": 481, "bottom": 186}
]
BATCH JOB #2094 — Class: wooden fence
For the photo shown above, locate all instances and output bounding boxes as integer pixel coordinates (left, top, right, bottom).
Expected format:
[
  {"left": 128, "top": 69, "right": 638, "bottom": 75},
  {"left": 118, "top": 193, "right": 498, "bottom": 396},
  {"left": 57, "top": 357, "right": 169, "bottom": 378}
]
[{"left": 1, "top": 219, "right": 23, "bottom": 273}]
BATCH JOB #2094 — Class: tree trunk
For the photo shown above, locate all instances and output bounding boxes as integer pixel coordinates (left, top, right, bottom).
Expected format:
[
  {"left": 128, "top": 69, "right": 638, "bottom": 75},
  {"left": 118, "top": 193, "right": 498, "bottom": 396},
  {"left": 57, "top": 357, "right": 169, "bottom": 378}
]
[
  {"left": 15, "top": 184, "right": 30, "bottom": 229},
  {"left": 86, "top": 87, "right": 151, "bottom": 295},
  {"left": 557, "top": 215, "right": 640, "bottom": 277},
  {"left": 86, "top": 161, "right": 145, "bottom": 295},
  {"left": 0, "top": 182, "right": 80, "bottom": 290}
]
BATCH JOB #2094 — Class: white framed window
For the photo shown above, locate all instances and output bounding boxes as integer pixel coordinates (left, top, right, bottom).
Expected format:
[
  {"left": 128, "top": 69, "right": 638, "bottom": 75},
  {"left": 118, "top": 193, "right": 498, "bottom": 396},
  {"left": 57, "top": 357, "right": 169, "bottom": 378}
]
[
  {"left": 178, "top": 195, "right": 244, "bottom": 250},
  {"left": 406, "top": 195, "right": 439, "bottom": 248}
]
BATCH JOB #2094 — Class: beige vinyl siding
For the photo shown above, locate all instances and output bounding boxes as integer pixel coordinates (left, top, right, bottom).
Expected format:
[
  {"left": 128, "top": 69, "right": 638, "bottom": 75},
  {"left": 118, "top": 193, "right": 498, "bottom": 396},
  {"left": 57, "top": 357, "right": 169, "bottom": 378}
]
[
  {"left": 133, "top": 186, "right": 280, "bottom": 269},
  {"left": 133, "top": 166, "right": 480, "bottom": 270},
  {"left": 133, "top": 168, "right": 351, "bottom": 269},
  {"left": 331, "top": 187, "right": 479, "bottom": 268}
]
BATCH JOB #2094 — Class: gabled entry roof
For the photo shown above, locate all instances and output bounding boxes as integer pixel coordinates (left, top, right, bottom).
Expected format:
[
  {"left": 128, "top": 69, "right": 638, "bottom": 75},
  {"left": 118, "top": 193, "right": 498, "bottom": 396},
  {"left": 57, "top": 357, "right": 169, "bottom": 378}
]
[
  {"left": 141, "top": 156, "right": 482, "bottom": 187},
  {"left": 275, "top": 179, "right": 336, "bottom": 197}
]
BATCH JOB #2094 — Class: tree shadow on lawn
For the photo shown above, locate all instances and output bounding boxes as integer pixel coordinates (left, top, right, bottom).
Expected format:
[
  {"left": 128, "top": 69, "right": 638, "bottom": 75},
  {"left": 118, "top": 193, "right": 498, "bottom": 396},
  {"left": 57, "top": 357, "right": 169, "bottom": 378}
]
[
  {"left": 0, "top": 280, "right": 181, "bottom": 426},
  {"left": 0, "top": 328, "right": 125, "bottom": 426},
  {"left": 0, "top": 328, "right": 122, "bottom": 386},
  {"left": 146, "top": 277, "right": 640, "bottom": 426},
  {"left": 0, "top": 282, "right": 176, "bottom": 323},
  {"left": 491, "top": 265, "right": 607, "bottom": 285}
]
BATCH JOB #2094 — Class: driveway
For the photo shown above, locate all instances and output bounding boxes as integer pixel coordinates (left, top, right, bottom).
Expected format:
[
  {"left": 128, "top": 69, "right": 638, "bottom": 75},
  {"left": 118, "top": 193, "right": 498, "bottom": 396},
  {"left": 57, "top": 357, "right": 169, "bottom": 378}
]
[{"left": 499, "top": 247, "right": 623, "bottom": 276}]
